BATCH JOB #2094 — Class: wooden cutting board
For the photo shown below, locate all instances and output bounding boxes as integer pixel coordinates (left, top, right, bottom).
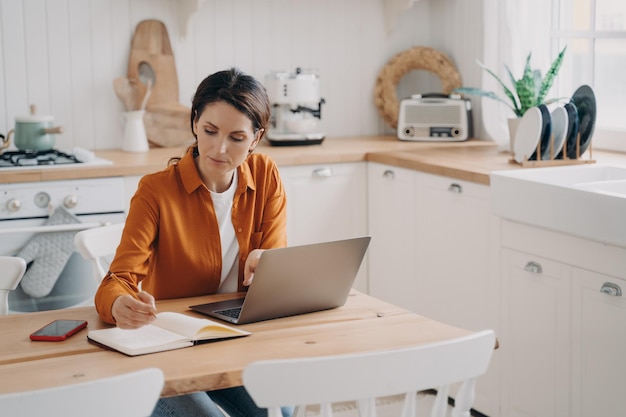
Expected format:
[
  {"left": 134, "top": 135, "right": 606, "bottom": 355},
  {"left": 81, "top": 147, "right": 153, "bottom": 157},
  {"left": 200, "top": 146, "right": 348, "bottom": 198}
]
[
  {"left": 127, "top": 19, "right": 191, "bottom": 147},
  {"left": 144, "top": 102, "right": 195, "bottom": 148},
  {"left": 127, "top": 19, "right": 179, "bottom": 111}
]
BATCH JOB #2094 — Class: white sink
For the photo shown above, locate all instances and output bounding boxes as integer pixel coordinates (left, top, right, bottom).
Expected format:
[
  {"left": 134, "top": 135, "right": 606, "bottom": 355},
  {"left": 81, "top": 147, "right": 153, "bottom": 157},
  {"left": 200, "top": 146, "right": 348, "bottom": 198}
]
[
  {"left": 491, "top": 164, "right": 626, "bottom": 248},
  {"left": 493, "top": 164, "right": 626, "bottom": 186},
  {"left": 572, "top": 179, "right": 626, "bottom": 198}
]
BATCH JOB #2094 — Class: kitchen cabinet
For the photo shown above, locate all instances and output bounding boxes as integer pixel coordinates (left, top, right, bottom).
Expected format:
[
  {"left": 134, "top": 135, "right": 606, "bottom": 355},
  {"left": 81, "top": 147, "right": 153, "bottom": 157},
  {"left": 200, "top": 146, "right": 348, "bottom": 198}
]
[
  {"left": 413, "top": 172, "right": 500, "bottom": 417},
  {"left": 500, "top": 220, "right": 626, "bottom": 417},
  {"left": 413, "top": 172, "right": 494, "bottom": 331},
  {"left": 278, "top": 162, "right": 368, "bottom": 291},
  {"left": 367, "top": 162, "right": 417, "bottom": 311},
  {"left": 571, "top": 268, "right": 626, "bottom": 417},
  {"left": 367, "top": 164, "right": 500, "bottom": 417},
  {"left": 500, "top": 249, "right": 571, "bottom": 417},
  {"left": 367, "top": 165, "right": 496, "bottom": 326}
]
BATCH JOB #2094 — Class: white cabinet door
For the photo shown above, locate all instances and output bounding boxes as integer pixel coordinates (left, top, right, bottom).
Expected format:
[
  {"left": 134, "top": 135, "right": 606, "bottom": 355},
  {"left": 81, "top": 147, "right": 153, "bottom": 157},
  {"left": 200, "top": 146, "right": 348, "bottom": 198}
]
[
  {"left": 413, "top": 172, "right": 499, "bottom": 416},
  {"left": 279, "top": 162, "right": 368, "bottom": 291},
  {"left": 501, "top": 249, "right": 571, "bottom": 417},
  {"left": 571, "top": 269, "right": 626, "bottom": 417},
  {"left": 413, "top": 172, "right": 492, "bottom": 330},
  {"left": 367, "top": 162, "right": 417, "bottom": 311},
  {"left": 499, "top": 220, "right": 626, "bottom": 417}
]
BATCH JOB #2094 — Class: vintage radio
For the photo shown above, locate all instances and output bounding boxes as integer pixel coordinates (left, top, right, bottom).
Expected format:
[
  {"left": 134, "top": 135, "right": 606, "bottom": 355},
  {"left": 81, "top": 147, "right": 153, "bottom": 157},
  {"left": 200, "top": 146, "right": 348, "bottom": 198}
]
[{"left": 397, "top": 94, "right": 473, "bottom": 142}]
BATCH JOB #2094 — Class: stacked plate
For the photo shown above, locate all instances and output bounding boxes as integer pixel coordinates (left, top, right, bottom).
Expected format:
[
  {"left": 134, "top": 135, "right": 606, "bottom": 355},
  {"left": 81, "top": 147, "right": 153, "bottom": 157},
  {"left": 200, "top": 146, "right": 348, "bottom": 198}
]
[{"left": 513, "top": 85, "right": 596, "bottom": 163}]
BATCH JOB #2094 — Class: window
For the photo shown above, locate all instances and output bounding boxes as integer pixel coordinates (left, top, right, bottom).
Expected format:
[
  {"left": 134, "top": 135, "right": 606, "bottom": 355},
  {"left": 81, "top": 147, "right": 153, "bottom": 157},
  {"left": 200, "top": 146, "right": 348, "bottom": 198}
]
[
  {"left": 553, "top": 0, "right": 626, "bottom": 151},
  {"left": 482, "top": 0, "right": 626, "bottom": 152}
]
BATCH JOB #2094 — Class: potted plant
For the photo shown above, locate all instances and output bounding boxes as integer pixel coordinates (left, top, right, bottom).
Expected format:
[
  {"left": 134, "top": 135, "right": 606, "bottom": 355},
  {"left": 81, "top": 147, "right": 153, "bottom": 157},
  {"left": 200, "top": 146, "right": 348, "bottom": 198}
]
[{"left": 455, "top": 46, "right": 567, "bottom": 145}]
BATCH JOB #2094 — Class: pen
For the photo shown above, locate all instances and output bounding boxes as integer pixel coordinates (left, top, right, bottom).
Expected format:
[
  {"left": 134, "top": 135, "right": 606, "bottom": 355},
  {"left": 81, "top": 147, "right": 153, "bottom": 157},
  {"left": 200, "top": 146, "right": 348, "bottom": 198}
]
[
  {"left": 150, "top": 301, "right": 158, "bottom": 319},
  {"left": 109, "top": 272, "right": 158, "bottom": 319}
]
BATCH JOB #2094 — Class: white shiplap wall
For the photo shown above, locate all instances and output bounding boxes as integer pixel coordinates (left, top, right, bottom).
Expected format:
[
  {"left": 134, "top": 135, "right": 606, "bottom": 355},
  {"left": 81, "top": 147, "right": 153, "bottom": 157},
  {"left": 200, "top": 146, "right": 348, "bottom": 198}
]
[{"left": 0, "top": 0, "right": 484, "bottom": 151}]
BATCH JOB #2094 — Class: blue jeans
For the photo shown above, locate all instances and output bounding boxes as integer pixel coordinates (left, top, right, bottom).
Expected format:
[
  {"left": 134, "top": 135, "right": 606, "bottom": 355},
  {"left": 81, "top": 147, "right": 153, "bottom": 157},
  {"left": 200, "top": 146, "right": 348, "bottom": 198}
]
[{"left": 151, "top": 386, "right": 293, "bottom": 417}]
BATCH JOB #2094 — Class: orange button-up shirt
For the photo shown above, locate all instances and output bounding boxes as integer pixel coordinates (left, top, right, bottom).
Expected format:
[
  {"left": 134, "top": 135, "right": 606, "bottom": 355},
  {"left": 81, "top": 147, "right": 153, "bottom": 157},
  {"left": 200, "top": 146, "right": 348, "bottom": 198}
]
[{"left": 94, "top": 148, "right": 287, "bottom": 324}]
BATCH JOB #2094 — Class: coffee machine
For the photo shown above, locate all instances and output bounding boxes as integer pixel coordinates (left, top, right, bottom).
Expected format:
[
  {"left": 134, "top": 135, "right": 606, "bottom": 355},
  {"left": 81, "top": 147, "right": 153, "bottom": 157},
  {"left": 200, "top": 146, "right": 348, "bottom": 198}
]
[{"left": 264, "top": 68, "right": 325, "bottom": 146}]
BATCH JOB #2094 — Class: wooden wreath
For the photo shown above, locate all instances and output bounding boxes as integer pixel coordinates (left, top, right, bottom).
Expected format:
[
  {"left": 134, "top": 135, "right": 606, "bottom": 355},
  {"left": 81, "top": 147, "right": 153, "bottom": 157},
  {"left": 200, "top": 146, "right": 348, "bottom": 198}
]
[{"left": 374, "top": 46, "right": 462, "bottom": 129}]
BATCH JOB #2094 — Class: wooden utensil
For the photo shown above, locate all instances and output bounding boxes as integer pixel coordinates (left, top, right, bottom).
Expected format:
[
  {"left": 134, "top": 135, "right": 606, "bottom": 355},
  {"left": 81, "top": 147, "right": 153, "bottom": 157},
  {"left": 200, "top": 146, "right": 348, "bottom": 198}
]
[
  {"left": 138, "top": 61, "right": 155, "bottom": 111},
  {"left": 126, "top": 19, "right": 193, "bottom": 147},
  {"left": 140, "top": 79, "right": 153, "bottom": 111},
  {"left": 127, "top": 20, "right": 179, "bottom": 111},
  {"left": 113, "top": 77, "right": 138, "bottom": 111}
]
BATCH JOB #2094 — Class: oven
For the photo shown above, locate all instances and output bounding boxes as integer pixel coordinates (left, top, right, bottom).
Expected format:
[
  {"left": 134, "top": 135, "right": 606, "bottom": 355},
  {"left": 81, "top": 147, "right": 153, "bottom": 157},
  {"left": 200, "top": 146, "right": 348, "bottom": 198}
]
[{"left": 0, "top": 174, "right": 125, "bottom": 313}]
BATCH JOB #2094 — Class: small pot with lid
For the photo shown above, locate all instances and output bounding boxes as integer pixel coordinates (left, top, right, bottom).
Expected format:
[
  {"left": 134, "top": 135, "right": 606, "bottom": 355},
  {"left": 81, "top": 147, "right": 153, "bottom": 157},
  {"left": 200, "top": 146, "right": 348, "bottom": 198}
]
[{"left": 1, "top": 105, "right": 63, "bottom": 152}]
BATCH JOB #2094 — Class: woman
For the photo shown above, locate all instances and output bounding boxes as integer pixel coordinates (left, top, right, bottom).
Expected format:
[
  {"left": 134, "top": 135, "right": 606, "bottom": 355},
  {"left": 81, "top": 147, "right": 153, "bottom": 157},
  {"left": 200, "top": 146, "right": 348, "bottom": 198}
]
[{"left": 94, "top": 68, "right": 290, "bottom": 417}]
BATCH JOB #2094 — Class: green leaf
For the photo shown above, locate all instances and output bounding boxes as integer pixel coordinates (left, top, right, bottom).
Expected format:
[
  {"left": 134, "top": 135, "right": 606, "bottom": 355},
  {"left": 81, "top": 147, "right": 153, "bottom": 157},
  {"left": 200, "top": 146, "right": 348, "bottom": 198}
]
[
  {"left": 504, "top": 65, "right": 522, "bottom": 115},
  {"left": 542, "top": 97, "right": 568, "bottom": 106},
  {"left": 532, "top": 69, "right": 543, "bottom": 104},
  {"left": 453, "top": 87, "right": 518, "bottom": 114},
  {"left": 456, "top": 48, "right": 567, "bottom": 119},
  {"left": 477, "top": 60, "right": 521, "bottom": 116},
  {"left": 537, "top": 46, "right": 567, "bottom": 104},
  {"left": 517, "top": 53, "right": 537, "bottom": 113}
]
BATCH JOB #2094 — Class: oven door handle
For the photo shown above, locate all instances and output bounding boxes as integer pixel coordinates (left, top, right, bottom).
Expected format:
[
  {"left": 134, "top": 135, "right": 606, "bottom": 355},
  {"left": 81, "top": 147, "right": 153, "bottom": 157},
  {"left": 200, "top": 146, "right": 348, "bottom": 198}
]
[{"left": 0, "top": 222, "right": 111, "bottom": 235}]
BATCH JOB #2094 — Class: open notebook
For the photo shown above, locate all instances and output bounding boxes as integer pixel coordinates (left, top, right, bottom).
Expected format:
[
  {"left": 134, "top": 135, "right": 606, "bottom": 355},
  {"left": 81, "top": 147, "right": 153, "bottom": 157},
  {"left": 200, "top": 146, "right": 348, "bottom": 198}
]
[
  {"left": 190, "top": 236, "right": 371, "bottom": 324},
  {"left": 87, "top": 312, "right": 251, "bottom": 356}
]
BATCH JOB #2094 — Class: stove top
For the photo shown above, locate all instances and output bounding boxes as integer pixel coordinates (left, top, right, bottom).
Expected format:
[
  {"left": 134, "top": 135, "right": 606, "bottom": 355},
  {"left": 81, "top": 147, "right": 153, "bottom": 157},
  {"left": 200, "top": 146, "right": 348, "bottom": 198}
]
[{"left": 0, "top": 148, "right": 112, "bottom": 170}]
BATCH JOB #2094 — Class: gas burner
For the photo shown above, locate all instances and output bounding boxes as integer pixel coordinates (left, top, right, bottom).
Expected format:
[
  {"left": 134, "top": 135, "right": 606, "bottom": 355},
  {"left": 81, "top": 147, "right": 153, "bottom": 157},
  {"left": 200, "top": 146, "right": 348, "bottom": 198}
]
[
  {"left": 18, "top": 157, "right": 40, "bottom": 166},
  {"left": 1, "top": 149, "right": 81, "bottom": 168}
]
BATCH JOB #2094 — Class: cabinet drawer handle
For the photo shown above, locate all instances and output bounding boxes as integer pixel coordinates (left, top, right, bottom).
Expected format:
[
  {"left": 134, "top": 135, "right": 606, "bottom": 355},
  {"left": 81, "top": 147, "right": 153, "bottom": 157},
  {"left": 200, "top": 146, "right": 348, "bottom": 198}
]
[
  {"left": 312, "top": 167, "right": 332, "bottom": 177},
  {"left": 448, "top": 183, "right": 463, "bottom": 193},
  {"left": 382, "top": 169, "right": 395, "bottom": 179},
  {"left": 523, "top": 261, "right": 543, "bottom": 274},
  {"left": 600, "top": 282, "right": 622, "bottom": 296}
]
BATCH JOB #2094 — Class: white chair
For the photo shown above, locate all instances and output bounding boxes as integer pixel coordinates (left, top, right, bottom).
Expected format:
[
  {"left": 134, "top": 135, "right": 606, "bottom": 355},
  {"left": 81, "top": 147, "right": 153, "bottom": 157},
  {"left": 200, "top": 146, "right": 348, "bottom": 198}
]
[
  {"left": 243, "top": 329, "right": 496, "bottom": 417},
  {"left": 74, "top": 223, "right": 124, "bottom": 282},
  {"left": 0, "top": 367, "right": 164, "bottom": 417},
  {"left": 0, "top": 256, "right": 27, "bottom": 315}
]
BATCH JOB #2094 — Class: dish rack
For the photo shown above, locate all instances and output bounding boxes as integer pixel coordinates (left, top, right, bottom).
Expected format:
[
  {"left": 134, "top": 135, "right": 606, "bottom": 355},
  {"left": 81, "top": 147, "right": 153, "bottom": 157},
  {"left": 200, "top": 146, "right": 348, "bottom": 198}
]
[{"left": 510, "top": 132, "right": 595, "bottom": 167}]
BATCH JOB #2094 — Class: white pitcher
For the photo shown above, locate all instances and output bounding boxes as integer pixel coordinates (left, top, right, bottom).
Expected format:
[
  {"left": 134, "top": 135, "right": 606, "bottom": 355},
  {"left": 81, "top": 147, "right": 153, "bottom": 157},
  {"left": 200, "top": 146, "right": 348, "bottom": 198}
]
[{"left": 121, "top": 110, "right": 149, "bottom": 152}]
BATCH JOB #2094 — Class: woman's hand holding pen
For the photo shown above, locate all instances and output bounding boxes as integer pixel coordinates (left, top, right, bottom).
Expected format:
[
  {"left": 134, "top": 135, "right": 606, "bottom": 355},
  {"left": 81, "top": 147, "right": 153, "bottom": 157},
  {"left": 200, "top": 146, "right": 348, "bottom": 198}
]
[{"left": 111, "top": 291, "right": 158, "bottom": 329}]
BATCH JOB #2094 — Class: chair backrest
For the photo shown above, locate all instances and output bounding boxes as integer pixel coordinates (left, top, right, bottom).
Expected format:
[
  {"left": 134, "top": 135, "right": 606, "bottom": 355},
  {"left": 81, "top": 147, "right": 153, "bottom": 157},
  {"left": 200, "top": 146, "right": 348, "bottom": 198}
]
[
  {"left": 0, "top": 367, "right": 164, "bottom": 417},
  {"left": 0, "top": 256, "right": 27, "bottom": 316},
  {"left": 243, "top": 329, "right": 496, "bottom": 417},
  {"left": 74, "top": 223, "right": 124, "bottom": 282}
]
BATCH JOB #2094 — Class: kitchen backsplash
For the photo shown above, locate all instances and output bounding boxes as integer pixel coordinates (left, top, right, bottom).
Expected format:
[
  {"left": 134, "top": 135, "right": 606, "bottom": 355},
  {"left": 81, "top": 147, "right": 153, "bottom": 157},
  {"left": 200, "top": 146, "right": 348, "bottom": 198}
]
[{"left": 0, "top": 0, "right": 483, "bottom": 151}]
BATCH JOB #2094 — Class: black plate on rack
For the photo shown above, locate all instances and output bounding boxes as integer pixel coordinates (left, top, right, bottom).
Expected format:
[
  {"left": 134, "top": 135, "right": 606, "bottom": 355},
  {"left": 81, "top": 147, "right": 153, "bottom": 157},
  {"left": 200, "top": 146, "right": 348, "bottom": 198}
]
[
  {"left": 536, "top": 104, "right": 553, "bottom": 160},
  {"left": 556, "top": 102, "right": 579, "bottom": 159},
  {"left": 566, "top": 85, "right": 596, "bottom": 159}
]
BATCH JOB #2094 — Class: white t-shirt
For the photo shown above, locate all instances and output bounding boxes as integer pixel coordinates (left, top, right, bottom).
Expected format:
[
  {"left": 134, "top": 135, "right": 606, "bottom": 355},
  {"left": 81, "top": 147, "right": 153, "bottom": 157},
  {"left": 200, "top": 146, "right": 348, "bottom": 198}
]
[{"left": 209, "top": 171, "right": 239, "bottom": 294}]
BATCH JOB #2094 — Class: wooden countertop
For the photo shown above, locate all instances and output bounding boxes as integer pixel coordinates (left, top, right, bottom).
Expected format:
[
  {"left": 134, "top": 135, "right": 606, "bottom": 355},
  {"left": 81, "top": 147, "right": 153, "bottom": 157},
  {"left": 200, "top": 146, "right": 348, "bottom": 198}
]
[{"left": 2, "top": 135, "right": 625, "bottom": 185}]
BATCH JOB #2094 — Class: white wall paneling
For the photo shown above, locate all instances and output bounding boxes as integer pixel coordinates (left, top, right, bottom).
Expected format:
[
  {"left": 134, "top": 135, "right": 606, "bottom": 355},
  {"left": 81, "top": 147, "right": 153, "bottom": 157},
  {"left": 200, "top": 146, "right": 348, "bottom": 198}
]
[
  {"left": 1, "top": 0, "right": 29, "bottom": 138},
  {"left": 0, "top": 0, "right": 484, "bottom": 151},
  {"left": 47, "top": 1, "right": 77, "bottom": 151},
  {"left": 429, "top": 0, "right": 485, "bottom": 140}
]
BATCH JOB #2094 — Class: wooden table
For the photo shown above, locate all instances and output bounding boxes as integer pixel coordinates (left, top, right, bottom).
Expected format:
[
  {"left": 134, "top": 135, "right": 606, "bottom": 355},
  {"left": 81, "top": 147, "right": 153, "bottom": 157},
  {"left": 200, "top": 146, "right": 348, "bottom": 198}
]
[{"left": 0, "top": 291, "right": 472, "bottom": 397}]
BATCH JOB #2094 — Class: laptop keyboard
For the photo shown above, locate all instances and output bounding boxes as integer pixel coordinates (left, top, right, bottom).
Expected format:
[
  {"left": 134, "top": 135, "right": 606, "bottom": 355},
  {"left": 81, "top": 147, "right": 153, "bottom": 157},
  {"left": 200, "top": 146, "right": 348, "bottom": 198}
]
[{"left": 215, "top": 307, "right": 242, "bottom": 319}]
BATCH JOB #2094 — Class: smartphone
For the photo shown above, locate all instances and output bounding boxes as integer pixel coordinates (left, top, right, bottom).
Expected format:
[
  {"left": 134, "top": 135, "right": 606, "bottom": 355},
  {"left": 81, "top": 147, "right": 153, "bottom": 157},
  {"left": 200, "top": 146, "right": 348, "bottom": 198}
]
[{"left": 29, "top": 319, "right": 88, "bottom": 342}]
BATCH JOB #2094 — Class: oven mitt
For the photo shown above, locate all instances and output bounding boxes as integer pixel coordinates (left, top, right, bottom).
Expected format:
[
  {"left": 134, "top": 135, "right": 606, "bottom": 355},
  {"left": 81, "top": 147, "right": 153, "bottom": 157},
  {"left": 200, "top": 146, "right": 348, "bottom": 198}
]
[{"left": 17, "top": 206, "right": 82, "bottom": 298}]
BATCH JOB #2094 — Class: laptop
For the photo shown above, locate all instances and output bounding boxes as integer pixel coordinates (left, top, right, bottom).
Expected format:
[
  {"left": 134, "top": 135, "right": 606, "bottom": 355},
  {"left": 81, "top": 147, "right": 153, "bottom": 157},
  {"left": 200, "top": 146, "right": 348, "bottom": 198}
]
[{"left": 189, "top": 236, "right": 371, "bottom": 325}]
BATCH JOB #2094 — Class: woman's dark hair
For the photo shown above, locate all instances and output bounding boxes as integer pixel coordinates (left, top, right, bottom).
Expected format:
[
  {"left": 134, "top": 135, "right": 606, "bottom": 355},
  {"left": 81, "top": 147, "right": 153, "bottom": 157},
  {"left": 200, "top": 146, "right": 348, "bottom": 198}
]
[
  {"left": 169, "top": 68, "right": 270, "bottom": 165},
  {"left": 191, "top": 67, "right": 270, "bottom": 139}
]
